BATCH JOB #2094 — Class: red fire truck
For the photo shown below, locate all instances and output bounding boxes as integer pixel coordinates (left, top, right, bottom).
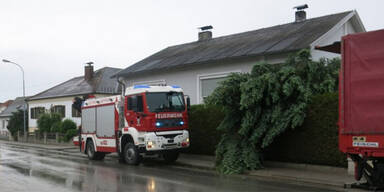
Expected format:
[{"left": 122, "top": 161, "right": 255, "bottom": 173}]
[
  {"left": 317, "top": 29, "right": 384, "bottom": 189},
  {"left": 76, "top": 85, "right": 190, "bottom": 165}
]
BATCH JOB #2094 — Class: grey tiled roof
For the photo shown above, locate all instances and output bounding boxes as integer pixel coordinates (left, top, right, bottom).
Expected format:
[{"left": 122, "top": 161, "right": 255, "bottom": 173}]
[
  {"left": 0, "top": 97, "right": 27, "bottom": 117},
  {"left": 115, "top": 11, "right": 352, "bottom": 77},
  {"left": 28, "top": 67, "right": 122, "bottom": 101}
]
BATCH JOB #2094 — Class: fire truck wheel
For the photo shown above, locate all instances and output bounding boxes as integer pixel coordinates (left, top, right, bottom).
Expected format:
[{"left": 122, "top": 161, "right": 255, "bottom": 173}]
[
  {"left": 123, "top": 143, "right": 141, "bottom": 165},
  {"left": 86, "top": 140, "right": 97, "bottom": 160},
  {"left": 163, "top": 151, "right": 179, "bottom": 163}
]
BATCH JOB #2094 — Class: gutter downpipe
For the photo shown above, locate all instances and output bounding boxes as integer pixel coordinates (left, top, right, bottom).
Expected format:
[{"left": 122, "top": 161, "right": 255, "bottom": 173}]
[{"left": 117, "top": 76, "right": 126, "bottom": 132}]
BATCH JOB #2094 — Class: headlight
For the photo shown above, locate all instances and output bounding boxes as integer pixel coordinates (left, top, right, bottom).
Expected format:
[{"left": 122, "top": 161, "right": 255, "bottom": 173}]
[{"left": 147, "top": 141, "right": 155, "bottom": 148}]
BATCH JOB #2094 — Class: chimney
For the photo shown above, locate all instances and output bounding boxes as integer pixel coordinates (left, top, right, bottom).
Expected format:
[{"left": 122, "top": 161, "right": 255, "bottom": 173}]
[
  {"left": 198, "top": 25, "right": 213, "bottom": 41},
  {"left": 84, "top": 62, "right": 94, "bottom": 81},
  {"left": 293, "top": 4, "right": 308, "bottom": 22}
]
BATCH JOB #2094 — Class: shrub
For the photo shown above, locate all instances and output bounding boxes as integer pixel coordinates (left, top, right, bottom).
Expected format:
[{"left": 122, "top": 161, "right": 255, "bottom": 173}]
[
  {"left": 51, "top": 121, "right": 62, "bottom": 133},
  {"left": 7, "top": 110, "right": 28, "bottom": 139},
  {"left": 188, "top": 93, "right": 346, "bottom": 168},
  {"left": 206, "top": 50, "right": 341, "bottom": 174},
  {"left": 37, "top": 114, "right": 52, "bottom": 132},
  {"left": 185, "top": 104, "right": 225, "bottom": 155},
  {"left": 265, "top": 93, "right": 346, "bottom": 167},
  {"left": 64, "top": 129, "right": 78, "bottom": 142},
  {"left": 61, "top": 119, "right": 77, "bottom": 133},
  {"left": 37, "top": 113, "right": 63, "bottom": 132}
]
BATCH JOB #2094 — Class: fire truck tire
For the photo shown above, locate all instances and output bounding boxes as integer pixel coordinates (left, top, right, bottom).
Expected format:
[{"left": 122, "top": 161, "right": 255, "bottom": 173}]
[
  {"left": 86, "top": 140, "right": 105, "bottom": 160},
  {"left": 86, "top": 140, "right": 97, "bottom": 160},
  {"left": 163, "top": 151, "right": 179, "bottom": 163},
  {"left": 123, "top": 142, "right": 141, "bottom": 165}
]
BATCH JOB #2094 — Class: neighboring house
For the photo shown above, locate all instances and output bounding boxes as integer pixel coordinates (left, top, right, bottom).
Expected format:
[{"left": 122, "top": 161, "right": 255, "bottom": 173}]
[
  {"left": 0, "top": 100, "right": 13, "bottom": 113},
  {"left": 0, "top": 97, "right": 26, "bottom": 136},
  {"left": 27, "top": 64, "right": 122, "bottom": 132},
  {"left": 114, "top": 10, "right": 365, "bottom": 104}
]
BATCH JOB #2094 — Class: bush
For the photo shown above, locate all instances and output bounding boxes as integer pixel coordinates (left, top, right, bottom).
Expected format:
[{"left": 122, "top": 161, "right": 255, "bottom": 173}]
[
  {"left": 265, "top": 93, "right": 347, "bottom": 167},
  {"left": 188, "top": 93, "right": 346, "bottom": 168},
  {"left": 37, "top": 113, "right": 62, "bottom": 132},
  {"left": 51, "top": 121, "right": 62, "bottom": 133},
  {"left": 185, "top": 104, "right": 225, "bottom": 155},
  {"left": 206, "top": 50, "right": 340, "bottom": 174},
  {"left": 64, "top": 129, "right": 78, "bottom": 142},
  {"left": 61, "top": 119, "right": 77, "bottom": 133},
  {"left": 7, "top": 110, "right": 28, "bottom": 139}
]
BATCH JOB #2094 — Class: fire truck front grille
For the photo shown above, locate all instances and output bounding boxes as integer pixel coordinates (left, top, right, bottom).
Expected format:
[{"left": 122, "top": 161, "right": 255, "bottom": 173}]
[{"left": 155, "top": 118, "right": 183, "bottom": 128}]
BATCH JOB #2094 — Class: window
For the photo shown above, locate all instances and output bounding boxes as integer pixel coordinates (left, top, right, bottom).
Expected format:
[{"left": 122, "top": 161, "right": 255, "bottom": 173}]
[
  {"left": 127, "top": 95, "right": 143, "bottom": 112},
  {"left": 201, "top": 77, "right": 227, "bottom": 99},
  {"left": 2, "top": 120, "right": 5, "bottom": 129},
  {"left": 198, "top": 71, "right": 240, "bottom": 104},
  {"left": 51, "top": 105, "right": 66, "bottom": 118},
  {"left": 146, "top": 92, "right": 185, "bottom": 112},
  {"left": 72, "top": 106, "right": 81, "bottom": 117},
  {"left": 31, "top": 107, "right": 45, "bottom": 119}
]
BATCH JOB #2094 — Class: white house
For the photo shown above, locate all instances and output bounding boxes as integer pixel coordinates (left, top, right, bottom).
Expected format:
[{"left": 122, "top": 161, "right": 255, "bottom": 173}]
[
  {"left": 114, "top": 10, "right": 365, "bottom": 104},
  {"left": 0, "top": 100, "right": 12, "bottom": 113},
  {"left": 0, "top": 97, "right": 26, "bottom": 136},
  {"left": 27, "top": 64, "right": 121, "bottom": 132}
]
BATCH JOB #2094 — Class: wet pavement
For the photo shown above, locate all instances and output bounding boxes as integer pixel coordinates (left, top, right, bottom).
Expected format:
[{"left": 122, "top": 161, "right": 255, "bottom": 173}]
[{"left": 0, "top": 143, "right": 341, "bottom": 192}]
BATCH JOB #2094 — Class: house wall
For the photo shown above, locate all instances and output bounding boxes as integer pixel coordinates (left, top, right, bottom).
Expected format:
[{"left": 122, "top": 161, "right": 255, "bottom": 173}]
[
  {"left": 28, "top": 94, "right": 113, "bottom": 132},
  {"left": 123, "top": 54, "right": 287, "bottom": 104},
  {"left": 0, "top": 106, "right": 6, "bottom": 113},
  {"left": 0, "top": 116, "right": 10, "bottom": 136},
  {"left": 311, "top": 19, "right": 359, "bottom": 60}
]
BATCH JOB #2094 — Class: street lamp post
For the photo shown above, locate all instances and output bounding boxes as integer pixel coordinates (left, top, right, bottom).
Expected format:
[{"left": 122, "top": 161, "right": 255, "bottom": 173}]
[{"left": 2, "top": 59, "right": 27, "bottom": 141}]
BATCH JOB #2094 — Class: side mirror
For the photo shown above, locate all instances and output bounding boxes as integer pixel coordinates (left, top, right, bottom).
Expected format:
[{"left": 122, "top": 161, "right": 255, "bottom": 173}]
[{"left": 186, "top": 96, "right": 191, "bottom": 112}]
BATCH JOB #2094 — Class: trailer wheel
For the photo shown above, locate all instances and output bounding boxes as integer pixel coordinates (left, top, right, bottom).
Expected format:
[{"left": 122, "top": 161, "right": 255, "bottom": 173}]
[
  {"left": 123, "top": 142, "right": 141, "bottom": 165},
  {"left": 163, "top": 151, "right": 179, "bottom": 163}
]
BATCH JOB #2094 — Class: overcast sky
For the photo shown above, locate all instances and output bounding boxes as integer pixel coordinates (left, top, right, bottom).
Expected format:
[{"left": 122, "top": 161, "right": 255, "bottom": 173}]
[{"left": 0, "top": 0, "right": 383, "bottom": 102}]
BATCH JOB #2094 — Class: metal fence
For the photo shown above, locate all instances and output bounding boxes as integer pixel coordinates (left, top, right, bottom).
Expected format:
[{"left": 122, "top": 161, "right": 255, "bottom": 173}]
[{"left": 16, "top": 131, "right": 66, "bottom": 144}]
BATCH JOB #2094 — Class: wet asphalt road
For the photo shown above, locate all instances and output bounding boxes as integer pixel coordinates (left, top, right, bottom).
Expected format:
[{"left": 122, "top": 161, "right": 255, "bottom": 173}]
[{"left": 0, "top": 143, "right": 340, "bottom": 192}]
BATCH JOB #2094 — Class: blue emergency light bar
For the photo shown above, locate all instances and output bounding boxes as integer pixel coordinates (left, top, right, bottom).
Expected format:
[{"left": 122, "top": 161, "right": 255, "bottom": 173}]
[{"left": 133, "top": 85, "right": 150, "bottom": 89}]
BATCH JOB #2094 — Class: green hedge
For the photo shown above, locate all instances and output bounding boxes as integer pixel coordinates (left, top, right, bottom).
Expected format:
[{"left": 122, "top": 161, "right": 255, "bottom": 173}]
[
  {"left": 187, "top": 93, "right": 346, "bottom": 167},
  {"left": 185, "top": 104, "right": 225, "bottom": 155},
  {"left": 265, "top": 92, "right": 347, "bottom": 167}
]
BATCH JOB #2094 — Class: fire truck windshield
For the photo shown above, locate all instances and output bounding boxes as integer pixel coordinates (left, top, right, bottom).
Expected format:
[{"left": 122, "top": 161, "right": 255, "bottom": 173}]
[{"left": 146, "top": 92, "right": 185, "bottom": 112}]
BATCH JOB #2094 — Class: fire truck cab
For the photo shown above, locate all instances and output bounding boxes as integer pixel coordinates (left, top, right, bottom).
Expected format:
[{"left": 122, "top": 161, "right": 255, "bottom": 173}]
[{"left": 79, "top": 85, "right": 190, "bottom": 165}]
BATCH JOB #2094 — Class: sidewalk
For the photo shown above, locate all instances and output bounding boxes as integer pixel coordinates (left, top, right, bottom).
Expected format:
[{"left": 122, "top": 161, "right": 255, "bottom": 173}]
[
  {"left": 1, "top": 140, "right": 355, "bottom": 189},
  {"left": 173, "top": 153, "right": 356, "bottom": 189}
]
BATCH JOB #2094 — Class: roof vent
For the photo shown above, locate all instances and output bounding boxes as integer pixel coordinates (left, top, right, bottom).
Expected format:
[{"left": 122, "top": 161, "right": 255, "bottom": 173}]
[
  {"left": 84, "top": 62, "right": 94, "bottom": 81},
  {"left": 198, "top": 25, "right": 213, "bottom": 41},
  {"left": 293, "top": 4, "right": 308, "bottom": 22}
]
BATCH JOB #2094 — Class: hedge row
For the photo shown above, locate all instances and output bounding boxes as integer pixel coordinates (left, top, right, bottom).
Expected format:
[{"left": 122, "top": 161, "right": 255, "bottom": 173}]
[
  {"left": 186, "top": 92, "right": 347, "bottom": 167},
  {"left": 185, "top": 104, "right": 225, "bottom": 155},
  {"left": 265, "top": 92, "right": 347, "bottom": 167}
]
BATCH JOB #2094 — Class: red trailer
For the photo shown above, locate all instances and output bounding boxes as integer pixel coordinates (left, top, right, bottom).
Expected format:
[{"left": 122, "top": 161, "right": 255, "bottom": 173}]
[{"left": 317, "top": 29, "right": 384, "bottom": 189}]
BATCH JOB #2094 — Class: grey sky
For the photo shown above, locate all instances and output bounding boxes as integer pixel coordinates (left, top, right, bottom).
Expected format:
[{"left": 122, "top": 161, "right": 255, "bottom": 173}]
[{"left": 1, "top": 0, "right": 383, "bottom": 102}]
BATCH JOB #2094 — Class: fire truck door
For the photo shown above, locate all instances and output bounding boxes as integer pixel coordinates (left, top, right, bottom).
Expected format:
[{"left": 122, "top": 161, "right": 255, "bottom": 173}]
[{"left": 126, "top": 95, "right": 144, "bottom": 129}]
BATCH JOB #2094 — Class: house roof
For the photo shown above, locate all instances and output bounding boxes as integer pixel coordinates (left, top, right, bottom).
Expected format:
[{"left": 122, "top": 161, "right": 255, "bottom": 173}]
[
  {"left": 114, "top": 11, "right": 353, "bottom": 77},
  {"left": 28, "top": 67, "right": 122, "bottom": 101},
  {"left": 0, "top": 100, "right": 13, "bottom": 109},
  {"left": 0, "top": 97, "right": 26, "bottom": 117}
]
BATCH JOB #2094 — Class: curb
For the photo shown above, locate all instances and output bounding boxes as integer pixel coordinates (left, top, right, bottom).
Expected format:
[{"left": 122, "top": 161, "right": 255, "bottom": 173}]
[
  {"left": 0, "top": 140, "right": 76, "bottom": 151},
  {"left": 248, "top": 171, "right": 344, "bottom": 189}
]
